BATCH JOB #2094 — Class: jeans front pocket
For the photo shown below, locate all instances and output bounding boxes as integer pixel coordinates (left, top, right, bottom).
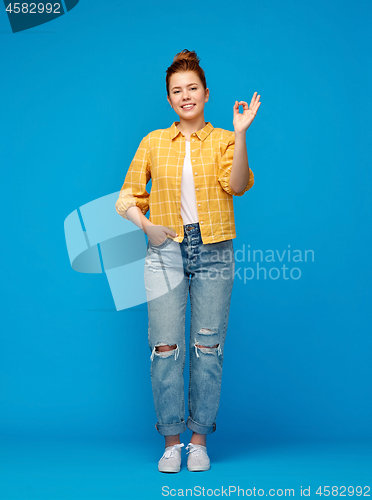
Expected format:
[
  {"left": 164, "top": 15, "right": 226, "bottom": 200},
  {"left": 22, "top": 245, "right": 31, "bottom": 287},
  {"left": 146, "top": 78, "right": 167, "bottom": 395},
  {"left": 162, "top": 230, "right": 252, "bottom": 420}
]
[{"left": 148, "top": 236, "right": 173, "bottom": 250}]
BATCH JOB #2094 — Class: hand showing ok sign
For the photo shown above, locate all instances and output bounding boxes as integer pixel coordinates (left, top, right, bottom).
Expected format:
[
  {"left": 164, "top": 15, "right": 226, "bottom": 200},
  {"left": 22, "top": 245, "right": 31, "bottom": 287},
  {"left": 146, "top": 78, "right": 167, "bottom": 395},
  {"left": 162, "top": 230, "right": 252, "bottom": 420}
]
[{"left": 233, "top": 92, "right": 261, "bottom": 135}]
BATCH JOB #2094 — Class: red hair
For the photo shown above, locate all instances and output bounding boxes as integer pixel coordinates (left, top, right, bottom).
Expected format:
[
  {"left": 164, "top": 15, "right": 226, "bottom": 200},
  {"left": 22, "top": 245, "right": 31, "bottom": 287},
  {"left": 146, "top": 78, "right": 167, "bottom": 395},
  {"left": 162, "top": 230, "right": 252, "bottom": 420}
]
[{"left": 166, "top": 49, "right": 207, "bottom": 96}]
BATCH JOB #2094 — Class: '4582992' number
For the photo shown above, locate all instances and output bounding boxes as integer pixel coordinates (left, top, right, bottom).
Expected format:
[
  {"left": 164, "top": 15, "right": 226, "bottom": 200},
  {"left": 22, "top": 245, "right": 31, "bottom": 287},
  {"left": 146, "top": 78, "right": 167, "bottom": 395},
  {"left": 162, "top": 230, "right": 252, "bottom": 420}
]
[
  {"left": 6, "top": 3, "right": 61, "bottom": 14},
  {"left": 316, "top": 486, "right": 370, "bottom": 496}
]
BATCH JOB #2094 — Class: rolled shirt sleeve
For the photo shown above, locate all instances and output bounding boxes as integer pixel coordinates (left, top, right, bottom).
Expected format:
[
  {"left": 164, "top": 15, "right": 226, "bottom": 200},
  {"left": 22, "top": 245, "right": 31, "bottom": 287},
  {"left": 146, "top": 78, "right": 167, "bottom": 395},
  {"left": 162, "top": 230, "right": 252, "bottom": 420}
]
[
  {"left": 218, "top": 132, "right": 255, "bottom": 197},
  {"left": 115, "top": 134, "right": 151, "bottom": 220}
]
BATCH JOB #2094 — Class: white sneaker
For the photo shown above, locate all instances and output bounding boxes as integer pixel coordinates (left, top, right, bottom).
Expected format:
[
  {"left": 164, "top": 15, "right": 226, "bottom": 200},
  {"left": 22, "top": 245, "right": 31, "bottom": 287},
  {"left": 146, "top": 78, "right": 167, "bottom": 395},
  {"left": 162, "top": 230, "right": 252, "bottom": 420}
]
[
  {"left": 158, "top": 443, "right": 184, "bottom": 473},
  {"left": 186, "top": 443, "right": 210, "bottom": 471}
]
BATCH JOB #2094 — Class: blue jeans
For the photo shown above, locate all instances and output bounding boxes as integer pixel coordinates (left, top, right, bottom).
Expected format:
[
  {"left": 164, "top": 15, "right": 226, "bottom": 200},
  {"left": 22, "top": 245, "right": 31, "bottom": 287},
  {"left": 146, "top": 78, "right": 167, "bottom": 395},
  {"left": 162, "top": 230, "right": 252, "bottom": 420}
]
[{"left": 144, "top": 222, "right": 235, "bottom": 436}]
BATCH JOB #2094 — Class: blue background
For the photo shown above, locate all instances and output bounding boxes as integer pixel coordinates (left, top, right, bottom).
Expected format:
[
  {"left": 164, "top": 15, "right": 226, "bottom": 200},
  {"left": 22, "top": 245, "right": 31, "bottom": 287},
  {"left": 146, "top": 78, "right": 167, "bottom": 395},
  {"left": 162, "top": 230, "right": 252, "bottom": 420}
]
[{"left": 1, "top": 0, "right": 371, "bottom": 498}]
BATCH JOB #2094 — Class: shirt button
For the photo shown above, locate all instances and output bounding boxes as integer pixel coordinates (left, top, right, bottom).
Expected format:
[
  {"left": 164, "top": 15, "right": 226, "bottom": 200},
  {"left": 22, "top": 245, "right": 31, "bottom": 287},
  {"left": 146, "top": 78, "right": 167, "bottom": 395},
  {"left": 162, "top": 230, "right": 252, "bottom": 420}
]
[
  {"left": 200, "top": 221, "right": 203, "bottom": 224},
  {"left": 192, "top": 159, "right": 195, "bottom": 162},
  {"left": 192, "top": 138, "right": 195, "bottom": 141},
  {"left": 198, "top": 203, "right": 201, "bottom": 207},
  {"left": 196, "top": 188, "right": 199, "bottom": 191},
  {"left": 195, "top": 172, "right": 198, "bottom": 175}
]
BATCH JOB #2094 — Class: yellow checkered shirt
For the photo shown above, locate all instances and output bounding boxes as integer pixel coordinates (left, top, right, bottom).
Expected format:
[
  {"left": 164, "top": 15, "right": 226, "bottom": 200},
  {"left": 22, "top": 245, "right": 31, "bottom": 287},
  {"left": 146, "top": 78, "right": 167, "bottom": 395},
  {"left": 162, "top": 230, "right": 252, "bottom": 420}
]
[{"left": 115, "top": 121, "right": 254, "bottom": 244}]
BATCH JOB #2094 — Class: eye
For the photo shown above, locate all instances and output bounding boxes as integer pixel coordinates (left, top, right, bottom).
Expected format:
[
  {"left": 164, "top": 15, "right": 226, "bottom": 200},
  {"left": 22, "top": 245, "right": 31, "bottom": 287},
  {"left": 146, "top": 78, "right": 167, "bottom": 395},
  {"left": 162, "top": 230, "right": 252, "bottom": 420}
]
[
  {"left": 191, "top": 87, "right": 197, "bottom": 90},
  {"left": 173, "top": 90, "right": 180, "bottom": 94}
]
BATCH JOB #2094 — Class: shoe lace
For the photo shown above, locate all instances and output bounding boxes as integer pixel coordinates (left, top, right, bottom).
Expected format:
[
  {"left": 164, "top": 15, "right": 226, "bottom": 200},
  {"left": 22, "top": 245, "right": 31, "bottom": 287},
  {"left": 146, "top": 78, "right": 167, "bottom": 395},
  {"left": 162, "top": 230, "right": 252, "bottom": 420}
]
[
  {"left": 185, "top": 443, "right": 204, "bottom": 457},
  {"left": 162, "top": 443, "right": 184, "bottom": 459}
]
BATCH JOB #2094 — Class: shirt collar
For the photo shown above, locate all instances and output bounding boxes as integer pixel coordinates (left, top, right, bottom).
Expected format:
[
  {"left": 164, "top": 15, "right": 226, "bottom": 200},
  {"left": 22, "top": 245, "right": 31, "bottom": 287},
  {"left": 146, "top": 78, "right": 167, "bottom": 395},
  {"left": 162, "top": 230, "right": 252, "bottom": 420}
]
[{"left": 169, "top": 121, "right": 214, "bottom": 141}]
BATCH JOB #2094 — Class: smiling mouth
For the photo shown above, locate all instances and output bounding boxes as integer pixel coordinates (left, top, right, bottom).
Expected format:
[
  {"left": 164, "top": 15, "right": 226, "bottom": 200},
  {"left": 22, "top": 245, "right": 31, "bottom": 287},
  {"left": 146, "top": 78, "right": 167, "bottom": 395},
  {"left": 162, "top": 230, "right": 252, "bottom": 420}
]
[{"left": 181, "top": 104, "right": 195, "bottom": 109}]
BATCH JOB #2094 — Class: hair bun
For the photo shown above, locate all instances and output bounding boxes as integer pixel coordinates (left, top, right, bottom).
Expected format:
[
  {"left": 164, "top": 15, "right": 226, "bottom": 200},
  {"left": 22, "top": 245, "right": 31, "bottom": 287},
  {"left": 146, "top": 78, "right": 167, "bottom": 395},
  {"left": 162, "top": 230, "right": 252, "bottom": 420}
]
[{"left": 173, "top": 49, "right": 200, "bottom": 64}]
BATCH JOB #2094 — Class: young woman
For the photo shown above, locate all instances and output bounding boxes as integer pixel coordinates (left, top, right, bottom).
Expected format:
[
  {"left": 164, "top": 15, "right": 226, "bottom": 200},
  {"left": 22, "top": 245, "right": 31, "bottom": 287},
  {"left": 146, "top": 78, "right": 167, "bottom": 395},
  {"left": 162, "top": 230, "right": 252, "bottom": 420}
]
[{"left": 115, "top": 49, "right": 261, "bottom": 472}]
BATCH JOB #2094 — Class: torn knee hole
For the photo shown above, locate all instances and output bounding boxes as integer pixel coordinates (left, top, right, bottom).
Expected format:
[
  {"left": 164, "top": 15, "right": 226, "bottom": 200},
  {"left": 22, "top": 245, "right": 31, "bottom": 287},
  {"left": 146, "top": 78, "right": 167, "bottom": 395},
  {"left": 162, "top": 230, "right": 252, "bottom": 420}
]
[
  {"left": 198, "top": 327, "right": 218, "bottom": 335},
  {"left": 155, "top": 344, "right": 177, "bottom": 352},
  {"left": 194, "top": 339, "right": 222, "bottom": 358},
  {"left": 150, "top": 343, "right": 179, "bottom": 361}
]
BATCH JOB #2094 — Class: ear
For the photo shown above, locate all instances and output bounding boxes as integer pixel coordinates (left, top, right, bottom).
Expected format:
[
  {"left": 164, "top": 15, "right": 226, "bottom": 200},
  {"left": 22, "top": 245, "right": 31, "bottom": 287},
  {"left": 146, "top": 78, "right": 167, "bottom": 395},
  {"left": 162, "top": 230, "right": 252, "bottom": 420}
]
[
  {"left": 167, "top": 95, "right": 172, "bottom": 107},
  {"left": 205, "top": 88, "right": 210, "bottom": 103}
]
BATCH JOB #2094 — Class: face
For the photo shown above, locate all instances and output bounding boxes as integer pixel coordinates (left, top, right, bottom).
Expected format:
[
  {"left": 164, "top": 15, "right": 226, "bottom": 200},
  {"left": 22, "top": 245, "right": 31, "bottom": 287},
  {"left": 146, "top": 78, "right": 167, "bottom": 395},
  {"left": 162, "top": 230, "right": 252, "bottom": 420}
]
[{"left": 167, "top": 71, "right": 209, "bottom": 120}]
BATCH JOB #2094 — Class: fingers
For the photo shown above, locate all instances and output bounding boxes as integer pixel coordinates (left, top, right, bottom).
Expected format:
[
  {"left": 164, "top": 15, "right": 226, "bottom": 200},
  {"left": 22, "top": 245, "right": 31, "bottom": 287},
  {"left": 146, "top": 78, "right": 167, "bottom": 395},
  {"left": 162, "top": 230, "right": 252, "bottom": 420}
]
[
  {"left": 254, "top": 95, "right": 261, "bottom": 112},
  {"left": 253, "top": 92, "right": 261, "bottom": 108},
  {"left": 233, "top": 100, "right": 239, "bottom": 117},
  {"left": 249, "top": 93, "right": 261, "bottom": 113},
  {"left": 235, "top": 101, "right": 248, "bottom": 116},
  {"left": 250, "top": 91, "right": 258, "bottom": 106},
  {"left": 235, "top": 93, "right": 262, "bottom": 114},
  {"left": 165, "top": 226, "right": 178, "bottom": 237},
  {"left": 236, "top": 93, "right": 261, "bottom": 103}
]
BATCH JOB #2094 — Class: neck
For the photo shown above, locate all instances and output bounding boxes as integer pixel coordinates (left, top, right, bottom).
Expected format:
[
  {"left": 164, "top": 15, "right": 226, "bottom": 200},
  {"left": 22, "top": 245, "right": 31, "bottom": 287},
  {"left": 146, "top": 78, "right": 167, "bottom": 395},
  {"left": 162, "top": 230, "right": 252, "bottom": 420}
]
[{"left": 176, "top": 116, "right": 207, "bottom": 139}]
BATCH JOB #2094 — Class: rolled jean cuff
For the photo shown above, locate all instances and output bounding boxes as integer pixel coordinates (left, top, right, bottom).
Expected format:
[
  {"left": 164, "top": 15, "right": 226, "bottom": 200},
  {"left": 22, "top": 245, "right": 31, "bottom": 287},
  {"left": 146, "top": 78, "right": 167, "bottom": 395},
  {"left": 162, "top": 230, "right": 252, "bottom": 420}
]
[
  {"left": 155, "top": 421, "right": 186, "bottom": 436},
  {"left": 186, "top": 416, "right": 216, "bottom": 435}
]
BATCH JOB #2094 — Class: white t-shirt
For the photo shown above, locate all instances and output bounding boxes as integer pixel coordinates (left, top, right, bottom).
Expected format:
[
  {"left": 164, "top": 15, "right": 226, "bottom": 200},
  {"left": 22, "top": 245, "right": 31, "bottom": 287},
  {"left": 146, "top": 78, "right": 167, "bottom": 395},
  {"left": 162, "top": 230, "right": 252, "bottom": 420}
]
[{"left": 180, "top": 140, "right": 199, "bottom": 225}]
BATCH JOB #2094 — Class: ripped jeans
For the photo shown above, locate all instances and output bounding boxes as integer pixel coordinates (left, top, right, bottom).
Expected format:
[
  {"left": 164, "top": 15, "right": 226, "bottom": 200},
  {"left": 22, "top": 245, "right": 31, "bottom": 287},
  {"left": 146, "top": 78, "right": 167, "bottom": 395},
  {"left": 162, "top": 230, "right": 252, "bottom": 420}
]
[{"left": 144, "top": 222, "right": 235, "bottom": 436}]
